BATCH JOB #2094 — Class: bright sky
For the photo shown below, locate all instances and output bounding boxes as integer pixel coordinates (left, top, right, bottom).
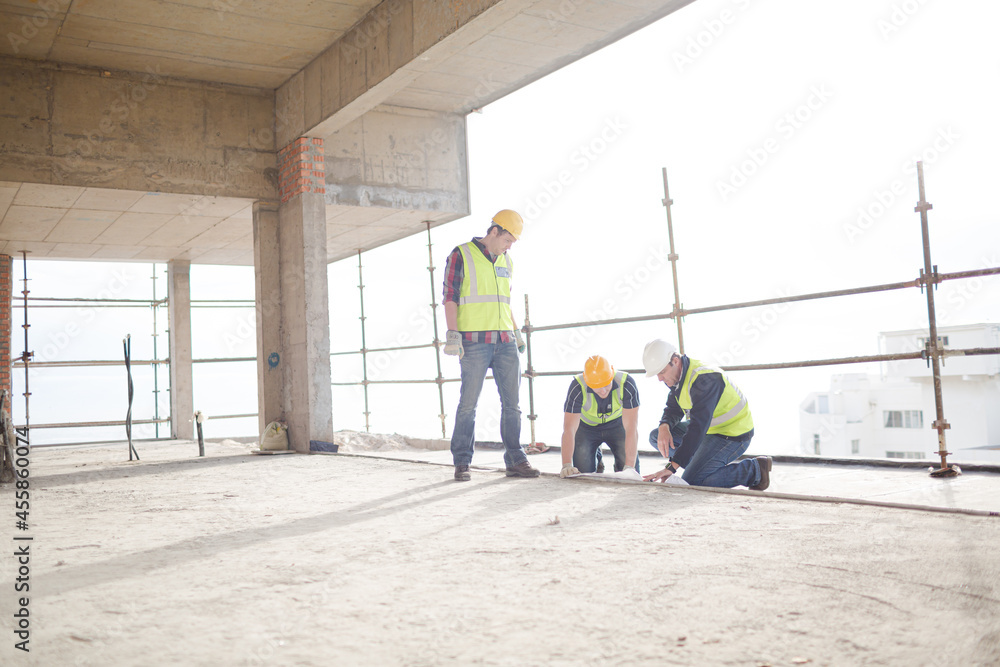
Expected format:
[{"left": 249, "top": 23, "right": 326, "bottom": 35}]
[{"left": 16, "top": 0, "right": 1000, "bottom": 450}]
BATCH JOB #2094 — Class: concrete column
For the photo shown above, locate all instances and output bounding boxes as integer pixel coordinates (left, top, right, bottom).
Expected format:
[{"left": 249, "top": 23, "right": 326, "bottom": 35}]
[
  {"left": 168, "top": 260, "right": 194, "bottom": 440},
  {"left": 251, "top": 137, "right": 333, "bottom": 452},
  {"left": 252, "top": 202, "right": 283, "bottom": 434}
]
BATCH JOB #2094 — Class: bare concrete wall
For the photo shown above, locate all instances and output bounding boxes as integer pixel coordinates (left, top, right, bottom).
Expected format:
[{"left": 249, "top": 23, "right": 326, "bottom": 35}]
[{"left": 0, "top": 57, "right": 277, "bottom": 199}]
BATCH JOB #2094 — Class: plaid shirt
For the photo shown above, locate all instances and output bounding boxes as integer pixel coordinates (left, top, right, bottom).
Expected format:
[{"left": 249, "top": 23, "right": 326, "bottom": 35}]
[{"left": 442, "top": 238, "right": 514, "bottom": 344}]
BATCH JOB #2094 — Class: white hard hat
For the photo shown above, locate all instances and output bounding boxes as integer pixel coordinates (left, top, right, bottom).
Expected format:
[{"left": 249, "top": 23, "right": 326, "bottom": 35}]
[{"left": 643, "top": 339, "right": 678, "bottom": 377}]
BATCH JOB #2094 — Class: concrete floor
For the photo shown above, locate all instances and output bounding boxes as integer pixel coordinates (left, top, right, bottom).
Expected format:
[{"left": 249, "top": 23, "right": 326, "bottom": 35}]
[{"left": 3, "top": 439, "right": 999, "bottom": 666}]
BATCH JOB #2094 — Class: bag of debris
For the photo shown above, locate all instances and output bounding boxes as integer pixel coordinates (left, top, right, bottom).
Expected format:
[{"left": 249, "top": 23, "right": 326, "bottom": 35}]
[{"left": 259, "top": 420, "right": 288, "bottom": 451}]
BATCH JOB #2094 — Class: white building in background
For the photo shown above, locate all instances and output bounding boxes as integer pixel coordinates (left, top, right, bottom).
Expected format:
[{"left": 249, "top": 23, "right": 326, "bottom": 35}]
[{"left": 799, "top": 324, "right": 1000, "bottom": 463}]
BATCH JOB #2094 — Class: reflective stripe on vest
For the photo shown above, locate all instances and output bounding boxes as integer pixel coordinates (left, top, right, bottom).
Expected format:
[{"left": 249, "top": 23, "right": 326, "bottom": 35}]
[
  {"left": 456, "top": 242, "right": 514, "bottom": 332},
  {"left": 576, "top": 371, "right": 627, "bottom": 426},
  {"left": 676, "top": 359, "right": 753, "bottom": 436}
]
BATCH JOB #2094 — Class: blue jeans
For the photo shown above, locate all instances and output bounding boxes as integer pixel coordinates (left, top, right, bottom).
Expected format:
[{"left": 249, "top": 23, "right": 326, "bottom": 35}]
[
  {"left": 573, "top": 420, "right": 639, "bottom": 473},
  {"left": 450, "top": 340, "right": 525, "bottom": 468},
  {"left": 648, "top": 421, "right": 760, "bottom": 488}
]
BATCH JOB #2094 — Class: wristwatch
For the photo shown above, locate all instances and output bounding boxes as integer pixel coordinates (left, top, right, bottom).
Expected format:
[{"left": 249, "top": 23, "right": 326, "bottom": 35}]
[{"left": 667, "top": 458, "right": 679, "bottom": 472}]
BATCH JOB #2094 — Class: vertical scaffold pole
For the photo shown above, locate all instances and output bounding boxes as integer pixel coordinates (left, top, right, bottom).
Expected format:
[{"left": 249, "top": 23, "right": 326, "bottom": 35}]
[
  {"left": 524, "top": 294, "right": 537, "bottom": 449},
  {"left": 425, "top": 222, "right": 447, "bottom": 438},
  {"left": 357, "top": 250, "right": 371, "bottom": 432},
  {"left": 151, "top": 264, "right": 161, "bottom": 439},
  {"left": 18, "top": 251, "right": 32, "bottom": 435},
  {"left": 915, "top": 162, "right": 957, "bottom": 477},
  {"left": 662, "top": 168, "right": 685, "bottom": 353}
]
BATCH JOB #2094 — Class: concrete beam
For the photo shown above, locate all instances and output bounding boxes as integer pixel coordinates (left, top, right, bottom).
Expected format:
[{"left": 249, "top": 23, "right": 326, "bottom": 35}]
[
  {"left": 276, "top": 0, "right": 535, "bottom": 144},
  {"left": 0, "top": 57, "right": 277, "bottom": 199},
  {"left": 323, "top": 105, "right": 469, "bottom": 216},
  {"left": 167, "top": 259, "right": 193, "bottom": 440}
]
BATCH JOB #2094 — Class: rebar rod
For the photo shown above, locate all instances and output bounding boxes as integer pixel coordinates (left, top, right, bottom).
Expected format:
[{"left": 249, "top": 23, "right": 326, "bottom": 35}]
[
  {"left": 426, "top": 222, "right": 447, "bottom": 438},
  {"left": 662, "top": 167, "right": 685, "bottom": 353},
  {"left": 358, "top": 250, "right": 371, "bottom": 432}
]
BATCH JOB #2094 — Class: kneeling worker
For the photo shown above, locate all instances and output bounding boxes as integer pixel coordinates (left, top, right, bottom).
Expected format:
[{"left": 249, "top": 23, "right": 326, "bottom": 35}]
[
  {"left": 640, "top": 339, "right": 771, "bottom": 490},
  {"left": 560, "top": 355, "right": 640, "bottom": 478}
]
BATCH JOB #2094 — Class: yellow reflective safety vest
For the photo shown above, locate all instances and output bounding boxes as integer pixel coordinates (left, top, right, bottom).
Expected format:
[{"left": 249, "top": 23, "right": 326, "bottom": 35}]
[
  {"left": 575, "top": 371, "right": 628, "bottom": 426},
  {"left": 456, "top": 241, "right": 514, "bottom": 332},
  {"left": 676, "top": 359, "right": 753, "bottom": 436}
]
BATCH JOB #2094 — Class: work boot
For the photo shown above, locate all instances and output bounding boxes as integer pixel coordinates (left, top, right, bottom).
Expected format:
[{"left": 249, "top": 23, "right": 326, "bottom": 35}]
[
  {"left": 596, "top": 460, "right": 605, "bottom": 474},
  {"left": 505, "top": 461, "right": 540, "bottom": 478},
  {"left": 750, "top": 456, "right": 772, "bottom": 491},
  {"left": 454, "top": 464, "right": 471, "bottom": 482}
]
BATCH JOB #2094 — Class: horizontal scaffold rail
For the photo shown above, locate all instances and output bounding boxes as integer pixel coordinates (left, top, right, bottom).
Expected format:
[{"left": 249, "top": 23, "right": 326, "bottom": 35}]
[
  {"left": 525, "top": 347, "right": 1000, "bottom": 377},
  {"left": 522, "top": 266, "right": 1000, "bottom": 333}
]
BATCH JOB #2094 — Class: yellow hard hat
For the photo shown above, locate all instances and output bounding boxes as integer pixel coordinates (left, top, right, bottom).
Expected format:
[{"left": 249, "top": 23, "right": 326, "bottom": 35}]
[
  {"left": 492, "top": 209, "right": 523, "bottom": 240},
  {"left": 583, "top": 355, "right": 614, "bottom": 389}
]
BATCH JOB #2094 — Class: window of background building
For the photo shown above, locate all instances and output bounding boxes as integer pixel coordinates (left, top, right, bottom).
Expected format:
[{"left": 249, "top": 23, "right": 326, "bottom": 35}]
[
  {"left": 813, "top": 434, "right": 820, "bottom": 455},
  {"left": 851, "top": 439, "right": 860, "bottom": 454},
  {"left": 918, "top": 336, "right": 949, "bottom": 348},
  {"left": 886, "top": 451, "right": 925, "bottom": 460},
  {"left": 884, "top": 410, "right": 924, "bottom": 428}
]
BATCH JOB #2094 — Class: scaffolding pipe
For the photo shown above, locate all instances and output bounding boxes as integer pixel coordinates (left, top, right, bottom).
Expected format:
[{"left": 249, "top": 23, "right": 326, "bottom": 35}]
[
  {"left": 426, "top": 222, "right": 448, "bottom": 438},
  {"left": 915, "top": 162, "right": 955, "bottom": 476},
  {"left": 662, "top": 168, "right": 685, "bottom": 353},
  {"left": 19, "top": 251, "right": 31, "bottom": 436},
  {"left": 151, "top": 264, "right": 161, "bottom": 438},
  {"left": 524, "top": 294, "right": 537, "bottom": 448},
  {"left": 517, "top": 345, "right": 998, "bottom": 376},
  {"left": 358, "top": 250, "right": 371, "bottom": 432}
]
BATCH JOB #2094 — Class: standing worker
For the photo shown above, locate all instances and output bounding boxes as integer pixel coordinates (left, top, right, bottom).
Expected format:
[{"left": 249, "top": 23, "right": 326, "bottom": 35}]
[
  {"left": 559, "top": 355, "right": 641, "bottom": 478},
  {"left": 640, "top": 339, "right": 772, "bottom": 490},
  {"left": 442, "top": 210, "right": 539, "bottom": 482}
]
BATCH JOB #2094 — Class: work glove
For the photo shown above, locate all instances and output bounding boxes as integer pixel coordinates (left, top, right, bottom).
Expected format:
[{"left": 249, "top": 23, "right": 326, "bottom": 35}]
[
  {"left": 559, "top": 464, "right": 581, "bottom": 478},
  {"left": 443, "top": 330, "right": 464, "bottom": 359},
  {"left": 514, "top": 328, "right": 525, "bottom": 354}
]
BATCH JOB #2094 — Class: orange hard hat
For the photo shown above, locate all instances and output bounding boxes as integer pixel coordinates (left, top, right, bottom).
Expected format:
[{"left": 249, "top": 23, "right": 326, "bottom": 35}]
[{"left": 583, "top": 355, "right": 614, "bottom": 389}]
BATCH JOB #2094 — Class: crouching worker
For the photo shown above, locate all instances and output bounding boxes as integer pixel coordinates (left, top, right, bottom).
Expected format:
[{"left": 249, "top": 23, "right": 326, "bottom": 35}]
[
  {"left": 559, "top": 355, "right": 640, "bottom": 478},
  {"left": 640, "top": 339, "right": 772, "bottom": 490}
]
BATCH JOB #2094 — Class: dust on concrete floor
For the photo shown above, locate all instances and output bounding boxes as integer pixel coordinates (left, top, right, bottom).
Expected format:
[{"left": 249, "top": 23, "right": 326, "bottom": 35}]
[{"left": 2, "top": 440, "right": 999, "bottom": 666}]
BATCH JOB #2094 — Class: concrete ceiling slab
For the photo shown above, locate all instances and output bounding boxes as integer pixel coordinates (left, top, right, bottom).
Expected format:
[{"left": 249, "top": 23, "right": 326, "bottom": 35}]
[
  {"left": 13, "top": 183, "right": 85, "bottom": 207},
  {"left": 1, "top": 0, "right": 380, "bottom": 89},
  {"left": 74, "top": 188, "right": 146, "bottom": 211},
  {"left": 92, "top": 211, "right": 175, "bottom": 246},
  {"left": 44, "top": 209, "right": 121, "bottom": 243},
  {"left": 0, "top": 0, "right": 694, "bottom": 264},
  {"left": 0, "top": 205, "right": 64, "bottom": 240}
]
